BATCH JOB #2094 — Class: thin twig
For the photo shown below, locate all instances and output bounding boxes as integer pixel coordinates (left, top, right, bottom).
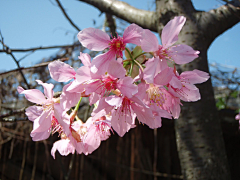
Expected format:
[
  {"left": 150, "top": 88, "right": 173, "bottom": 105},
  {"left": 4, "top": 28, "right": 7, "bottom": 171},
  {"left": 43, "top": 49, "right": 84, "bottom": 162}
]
[
  {"left": 55, "top": 0, "right": 81, "bottom": 32},
  {"left": 0, "top": 57, "right": 69, "bottom": 76},
  {"left": 0, "top": 44, "right": 80, "bottom": 53},
  {"left": 0, "top": 31, "right": 30, "bottom": 89},
  {"left": 19, "top": 140, "right": 27, "bottom": 180},
  {"left": 31, "top": 142, "right": 39, "bottom": 180}
]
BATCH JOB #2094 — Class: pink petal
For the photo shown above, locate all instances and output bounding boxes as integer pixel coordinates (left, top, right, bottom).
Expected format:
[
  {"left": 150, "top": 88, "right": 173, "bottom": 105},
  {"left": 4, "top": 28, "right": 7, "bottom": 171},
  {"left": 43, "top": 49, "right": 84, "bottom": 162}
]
[
  {"left": 92, "top": 97, "right": 114, "bottom": 115},
  {"left": 140, "top": 29, "right": 159, "bottom": 52},
  {"left": 89, "top": 92, "right": 100, "bottom": 105},
  {"left": 83, "top": 126, "right": 101, "bottom": 154},
  {"left": 123, "top": 23, "right": 143, "bottom": 45},
  {"left": 143, "top": 57, "right": 168, "bottom": 84},
  {"left": 169, "top": 44, "right": 199, "bottom": 64},
  {"left": 78, "top": 27, "right": 110, "bottom": 51},
  {"left": 131, "top": 103, "right": 154, "bottom": 128},
  {"left": 117, "top": 77, "right": 138, "bottom": 98},
  {"left": 105, "top": 95, "right": 123, "bottom": 109},
  {"left": 31, "top": 110, "right": 52, "bottom": 134},
  {"left": 107, "top": 60, "right": 126, "bottom": 79},
  {"left": 180, "top": 70, "right": 209, "bottom": 84},
  {"left": 235, "top": 114, "right": 240, "bottom": 120},
  {"left": 31, "top": 131, "right": 50, "bottom": 141},
  {"left": 51, "top": 139, "right": 75, "bottom": 159},
  {"left": 111, "top": 108, "right": 136, "bottom": 137},
  {"left": 91, "top": 51, "right": 115, "bottom": 75},
  {"left": 154, "top": 67, "right": 174, "bottom": 85},
  {"left": 180, "top": 87, "right": 201, "bottom": 102},
  {"left": 36, "top": 80, "right": 54, "bottom": 100},
  {"left": 169, "top": 76, "right": 182, "bottom": 89},
  {"left": 61, "top": 83, "right": 82, "bottom": 110},
  {"left": 78, "top": 52, "right": 91, "bottom": 67},
  {"left": 48, "top": 60, "right": 76, "bottom": 82},
  {"left": 25, "top": 106, "right": 43, "bottom": 122},
  {"left": 75, "top": 66, "right": 92, "bottom": 84},
  {"left": 66, "top": 79, "right": 85, "bottom": 93},
  {"left": 18, "top": 87, "right": 47, "bottom": 104},
  {"left": 54, "top": 103, "right": 71, "bottom": 136},
  {"left": 161, "top": 16, "right": 186, "bottom": 48}
]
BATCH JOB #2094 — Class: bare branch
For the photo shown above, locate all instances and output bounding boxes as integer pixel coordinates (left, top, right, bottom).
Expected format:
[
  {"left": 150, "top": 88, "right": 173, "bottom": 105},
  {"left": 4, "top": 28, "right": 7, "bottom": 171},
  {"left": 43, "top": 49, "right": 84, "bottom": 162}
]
[
  {"left": 0, "top": 31, "right": 31, "bottom": 89},
  {"left": 0, "top": 57, "right": 69, "bottom": 76},
  {"left": 55, "top": 0, "right": 81, "bottom": 32},
  {"left": 0, "top": 44, "right": 80, "bottom": 53},
  {"left": 78, "top": 0, "right": 157, "bottom": 31},
  {"left": 198, "top": 1, "right": 240, "bottom": 43}
]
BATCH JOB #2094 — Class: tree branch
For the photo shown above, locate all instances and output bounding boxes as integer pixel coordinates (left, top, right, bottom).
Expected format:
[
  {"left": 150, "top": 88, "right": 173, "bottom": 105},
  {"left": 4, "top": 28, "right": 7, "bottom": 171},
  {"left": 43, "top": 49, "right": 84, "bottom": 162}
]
[
  {"left": 0, "top": 57, "right": 69, "bottom": 76},
  {"left": 55, "top": 0, "right": 81, "bottom": 32},
  {"left": 78, "top": 0, "right": 157, "bottom": 31},
  {"left": 199, "top": 1, "right": 240, "bottom": 43},
  {"left": 0, "top": 44, "right": 80, "bottom": 53}
]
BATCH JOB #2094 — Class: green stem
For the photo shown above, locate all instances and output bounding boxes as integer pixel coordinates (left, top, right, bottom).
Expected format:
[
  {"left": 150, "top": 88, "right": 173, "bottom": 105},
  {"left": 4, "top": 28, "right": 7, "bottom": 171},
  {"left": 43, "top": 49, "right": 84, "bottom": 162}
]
[
  {"left": 125, "top": 48, "right": 134, "bottom": 61},
  {"left": 129, "top": 62, "right": 134, "bottom": 76},
  {"left": 74, "top": 97, "right": 83, "bottom": 112},
  {"left": 133, "top": 59, "right": 144, "bottom": 72},
  {"left": 134, "top": 52, "right": 147, "bottom": 60}
]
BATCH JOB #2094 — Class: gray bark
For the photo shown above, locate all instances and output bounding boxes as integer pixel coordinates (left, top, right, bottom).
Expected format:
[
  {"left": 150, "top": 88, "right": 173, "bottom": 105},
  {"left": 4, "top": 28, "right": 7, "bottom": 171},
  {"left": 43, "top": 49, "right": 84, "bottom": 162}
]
[{"left": 78, "top": 0, "right": 240, "bottom": 179}]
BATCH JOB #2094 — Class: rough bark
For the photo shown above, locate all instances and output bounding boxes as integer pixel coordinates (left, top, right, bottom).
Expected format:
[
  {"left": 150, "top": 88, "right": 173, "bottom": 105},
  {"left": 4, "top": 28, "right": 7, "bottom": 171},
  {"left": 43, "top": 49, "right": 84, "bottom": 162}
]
[{"left": 77, "top": 0, "right": 240, "bottom": 179}]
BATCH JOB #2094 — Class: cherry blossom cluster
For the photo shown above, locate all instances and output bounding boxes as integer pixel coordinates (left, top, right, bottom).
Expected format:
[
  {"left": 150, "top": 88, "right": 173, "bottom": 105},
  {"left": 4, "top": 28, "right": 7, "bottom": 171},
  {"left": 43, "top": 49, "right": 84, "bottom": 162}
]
[{"left": 18, "top": 16, "right": 209, "bottom": 158}]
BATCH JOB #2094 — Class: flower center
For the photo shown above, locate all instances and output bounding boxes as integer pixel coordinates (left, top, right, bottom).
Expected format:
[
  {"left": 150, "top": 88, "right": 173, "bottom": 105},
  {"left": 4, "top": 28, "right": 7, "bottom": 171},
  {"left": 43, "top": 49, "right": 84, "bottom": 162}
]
[
  {"left": 146, "top": 84, "right": 165, "bottom": 106},
  {"left": 109, "top": 36, "right": 125, "bottom": 58},
  {"left": 98, "top": 76, "right": 118, "bottom": 97},
  {"left": 154, "top": 45, "right": 169, "bottom": 60},
  {"left": 51, "top": 115, "right": 63, "bottom": 135}
]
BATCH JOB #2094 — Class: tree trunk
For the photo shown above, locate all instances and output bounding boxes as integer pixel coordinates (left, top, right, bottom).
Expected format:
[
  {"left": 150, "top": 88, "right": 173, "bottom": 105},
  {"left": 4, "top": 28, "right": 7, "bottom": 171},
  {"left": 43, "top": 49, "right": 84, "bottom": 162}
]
[{"left": 155, "top": 1, "right": 231, "bottom": 179}]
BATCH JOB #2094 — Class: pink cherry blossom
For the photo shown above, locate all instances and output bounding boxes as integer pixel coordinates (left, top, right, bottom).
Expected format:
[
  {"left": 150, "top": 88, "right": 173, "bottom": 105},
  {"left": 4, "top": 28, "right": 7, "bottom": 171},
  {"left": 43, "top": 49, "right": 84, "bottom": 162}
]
[
  {"left": 168, "top": 69, "right": 210, "bottom": 102},
  {"left": 78, "top": 24, "right": 143, "bottom": 75},
  {"left": 48, "top": 58, "right": 84, "bottom": 110},
  {"left": 141, "top": 16, "right": 199, "bottom": 65},
  {"left": 18, "top": 80, "right": 66, "bottom": 141}
]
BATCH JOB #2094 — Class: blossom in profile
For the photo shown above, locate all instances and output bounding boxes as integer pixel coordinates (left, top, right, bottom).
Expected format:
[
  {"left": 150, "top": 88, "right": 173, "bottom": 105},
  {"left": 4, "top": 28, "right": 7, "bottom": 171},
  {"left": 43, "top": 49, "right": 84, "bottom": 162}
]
[
  {"left": 168, "top": 69, "right": 210, "bottom": 102},
  {"left": 78, "top": 24, "right": 143, "bottom": 75},
  {"left": 18, "top": 80, "right": 68, "bottom": 141}
]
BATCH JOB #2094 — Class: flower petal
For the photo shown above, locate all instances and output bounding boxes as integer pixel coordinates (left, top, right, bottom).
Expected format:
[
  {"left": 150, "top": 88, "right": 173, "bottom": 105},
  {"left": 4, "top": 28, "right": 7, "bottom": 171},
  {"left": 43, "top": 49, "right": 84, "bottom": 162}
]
[
  {"left": 161, "top": 16, "right": 186, "bottom": 48},
  {"left": 78, "top": 52, "right": 91, "bottom": 67},
  {"left": 91, "top": 51, "right": 115, "bottom": 75},
  {"left": 25, "top": 106, "right": 43, "bottom": 122},
  {"left": 180, "top": 70, "right": 209, "bottom": 84},
  {"left": 169, "top": 44, "right": 199, "bottom": 64},
  {"left": 140, "top": 29, "right": 159, "bottom": 52},
  {"left": 51, "top": 139, "right": 75, "bottom": 159},
  {"left": 78, "top": 27, "right": 110, "bottom": 51},
  {"left": 117, "top": 77, "right": 138, "bottom": 98},
  {"left": 18, "top": 86, "right": 47, "bottom": 104},
  {"left": 107, "top": 59, "right": 126, "bottom": 79},
  {"left": 48, "top": 60, "right": 76, "bottom": 82},
  {"left": 123, "top": 23, "right": 143, "bottom": 45},
  {"left": 31, "top": 131, "right": 50, "bottom": 141},
  {"left": 36, "top": 80, "right": 54, "bottom": 100},
  {"left": 143, "top": 57, "right": 168, "bottom": 84},
  {"left": 154, "top": 67, "right": 174, "bottom": 85}
]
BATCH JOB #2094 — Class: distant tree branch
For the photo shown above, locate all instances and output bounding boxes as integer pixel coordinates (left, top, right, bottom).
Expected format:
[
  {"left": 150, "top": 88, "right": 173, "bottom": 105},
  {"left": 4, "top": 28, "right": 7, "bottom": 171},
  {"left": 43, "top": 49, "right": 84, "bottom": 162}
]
[
  {"left": 0, "top": 43, "right": 80, "bottom": 53},
  {"left": 78, "top": 0, "right": 157, "bottom": 31},
  {"left": 199, "top": 1, "right": 240, "bottom": 43},
  {"left": 55, "top": 0, "right": 81, "bottom": 32},
  {"left": 0, "top": 31, "right": 31, "bottom": 89},
  {"left": 0, "top": 57, "right": 69, "bottom": 76}
]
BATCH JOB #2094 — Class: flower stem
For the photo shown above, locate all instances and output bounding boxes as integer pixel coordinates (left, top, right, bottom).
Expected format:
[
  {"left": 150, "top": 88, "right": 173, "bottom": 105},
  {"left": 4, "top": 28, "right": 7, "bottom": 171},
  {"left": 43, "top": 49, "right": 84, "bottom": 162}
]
[
  {"left": 74, "top": 97, "right": 83, "bottom": 112},
  {"left": 125, "top": 48, "right": 134, "bottom": 61},
  {"left": 70, "top": 97, "right": 83, "bottom": 123}
]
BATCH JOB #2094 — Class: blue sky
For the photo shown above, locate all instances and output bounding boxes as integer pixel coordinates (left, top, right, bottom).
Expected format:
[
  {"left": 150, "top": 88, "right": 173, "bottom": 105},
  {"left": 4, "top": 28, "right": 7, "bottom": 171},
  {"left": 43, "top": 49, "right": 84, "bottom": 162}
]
[{"left": 0, "top": 0, "right": 240, "bottom": 72}]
